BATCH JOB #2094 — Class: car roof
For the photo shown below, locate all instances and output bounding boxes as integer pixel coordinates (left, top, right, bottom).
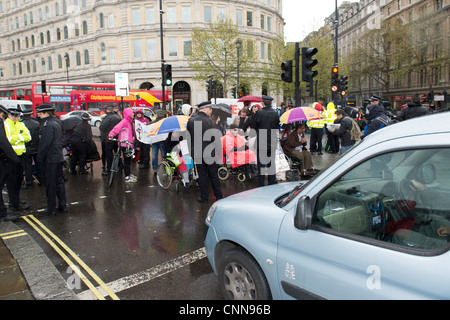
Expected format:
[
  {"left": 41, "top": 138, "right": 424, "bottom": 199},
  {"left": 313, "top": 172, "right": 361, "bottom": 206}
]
[
  {"left": 0, "top": 100, "right": 32, "bottom": 107},
  {"left": 363, "top": 111, "right": 450, "bottom": 144}
]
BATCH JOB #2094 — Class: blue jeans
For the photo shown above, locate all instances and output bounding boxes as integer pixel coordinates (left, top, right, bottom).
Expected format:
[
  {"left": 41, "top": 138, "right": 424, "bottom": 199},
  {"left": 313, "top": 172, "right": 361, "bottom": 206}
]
[
  {"left": 151, "top": 142, "right": 164, "bottom": 171},
  {"left": 339, "top": 145, "right": 353, "bottom": 156}
]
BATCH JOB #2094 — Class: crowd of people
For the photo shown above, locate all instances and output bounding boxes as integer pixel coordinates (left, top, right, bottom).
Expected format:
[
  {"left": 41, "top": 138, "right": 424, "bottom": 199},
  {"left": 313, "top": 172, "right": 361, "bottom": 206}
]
[{"left": 0, "top": 93, "right": 432, "bottom": 221}]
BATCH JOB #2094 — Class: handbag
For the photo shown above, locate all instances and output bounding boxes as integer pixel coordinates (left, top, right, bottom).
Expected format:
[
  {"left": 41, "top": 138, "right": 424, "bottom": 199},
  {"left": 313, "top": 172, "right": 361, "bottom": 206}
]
[{"left": 275, "top": 145, "right": 290, "bottom": 173}]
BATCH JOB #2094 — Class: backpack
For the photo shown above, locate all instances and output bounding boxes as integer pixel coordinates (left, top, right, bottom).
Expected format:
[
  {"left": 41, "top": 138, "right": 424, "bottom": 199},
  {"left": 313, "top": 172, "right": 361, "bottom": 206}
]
[{"left": 345, "top": 117, "right": 362, "bottom": 141}]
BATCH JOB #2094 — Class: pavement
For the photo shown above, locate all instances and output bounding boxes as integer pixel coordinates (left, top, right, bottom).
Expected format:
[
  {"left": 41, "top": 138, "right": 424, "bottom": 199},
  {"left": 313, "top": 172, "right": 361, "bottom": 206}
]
[{"left": 0, "top": 130, "right": 339, "bottom": 300}]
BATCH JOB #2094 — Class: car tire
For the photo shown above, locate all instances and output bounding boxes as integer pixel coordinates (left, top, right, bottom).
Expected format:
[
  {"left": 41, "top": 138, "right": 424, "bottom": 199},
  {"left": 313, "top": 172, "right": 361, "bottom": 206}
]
[
  {"left": 95, "top": 121, "right": 101, "bottom": 128},
  {"left": 217, "top": 247, "right": 272, "bottom": 300}
]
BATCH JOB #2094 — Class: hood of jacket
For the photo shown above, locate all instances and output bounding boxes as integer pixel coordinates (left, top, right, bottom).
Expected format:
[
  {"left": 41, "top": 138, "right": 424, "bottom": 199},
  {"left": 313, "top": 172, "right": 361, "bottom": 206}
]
[
  {"left": 366, "top": 104, "right": 386, "bottom": 120},
  {"left": 123, "top": 108, "right": 134, "bottom": 121}
]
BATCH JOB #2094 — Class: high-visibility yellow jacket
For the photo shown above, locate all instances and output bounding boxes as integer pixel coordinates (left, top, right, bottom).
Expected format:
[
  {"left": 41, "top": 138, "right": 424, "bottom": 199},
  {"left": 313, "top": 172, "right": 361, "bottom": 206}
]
[
  {"left": 307, "top": 118, "right": 325, "bottom": 129},
  {"left": 4, "top": 118, "right": 31, "bottom": 156},
  {"left": 324, "top": 102, "right": 337, "bottom": 124}
]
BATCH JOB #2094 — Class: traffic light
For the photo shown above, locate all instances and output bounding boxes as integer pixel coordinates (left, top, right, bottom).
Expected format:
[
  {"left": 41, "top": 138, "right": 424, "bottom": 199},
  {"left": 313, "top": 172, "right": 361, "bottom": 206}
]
[
  {"left": 281, "top": 60, "right": 293, "bottom": 83},
  {"left": 231, "top": 86, "right": 237, "bottom": 99},
  {"left": 41, "top": 80, "right": 47, "bottom": 96},
  {"left": 331, "top": 66, "right": 339, "bottom": 92},
  {"left": 301, "top": 47, "right": 318, "bottom": 82},
  {"left": 163, "top": 64, "right": 172, "bottom": 86},
  {"left": 306, "top": 80, "right": 313, "bottom": 97},
  {"left": 339, "top": 75, "right": 348, "bottom": 96},
  {"left": 206, "top": 79, "right": 213, "bottom": 96}
]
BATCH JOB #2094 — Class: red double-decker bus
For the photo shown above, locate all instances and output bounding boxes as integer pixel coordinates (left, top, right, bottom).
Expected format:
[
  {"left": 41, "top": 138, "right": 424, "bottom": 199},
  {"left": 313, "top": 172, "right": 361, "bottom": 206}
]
[
  {"left": 0, "top": 88, "right": 32, "bottom": 101},
  {"left": 31, "top": 82, "right": 115, "bottom": 115},
  {"left": 70, "top": 89, "right": 172, "bottom": 113}
]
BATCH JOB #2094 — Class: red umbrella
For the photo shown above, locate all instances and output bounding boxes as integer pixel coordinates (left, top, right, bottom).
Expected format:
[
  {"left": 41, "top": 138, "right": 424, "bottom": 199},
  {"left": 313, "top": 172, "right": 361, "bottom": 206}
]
[{"left": 237, "top": 95, "right": 263, "bottom": 103}]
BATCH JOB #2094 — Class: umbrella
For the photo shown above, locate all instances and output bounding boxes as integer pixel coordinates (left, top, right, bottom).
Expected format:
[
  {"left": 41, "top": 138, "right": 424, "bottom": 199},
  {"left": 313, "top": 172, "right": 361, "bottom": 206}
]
[
  {"left": 211, "top": 103, "right": 232, "bottom": 118},
  {"left": 147, "top": 115, "right": 190, "bottom": 136},
  {"left": 62, "top": 116, "right": 82, "bottom": 131},
  {"left": 237, "top": 95, "right": 263, "bottom": 103},
  {"left": 279, "top": 106, "right": 323, "bottom": 124},
  {"left": 129, "top": 91, "right": 162, "bottom": 106}
]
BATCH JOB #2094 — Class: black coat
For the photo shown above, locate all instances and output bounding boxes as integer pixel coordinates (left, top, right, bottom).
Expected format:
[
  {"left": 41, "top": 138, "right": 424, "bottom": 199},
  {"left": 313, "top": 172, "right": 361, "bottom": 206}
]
[
  {"left": 22, "top": 116, "right": 40, "bottom": 155},
  {"left": 37, "top": 116, "right": 64, "bottom": 164},
  {"left": 0, "top": 120, "right": 20, "bottom": 163},
  {"left": 251, "top": 106, "right": 279, "bottom": 152},
  {"left": 99, "top": 112, "right": 121, "bottom": 142},
  {"left": 186, "top": 111, "right": 221, "bottom": 164},
  {"left": 333, "top": 116, "right": 355, "bottom": 147},
  {"left": 397, "top": 102, "right": 429, "bottom": 121}
]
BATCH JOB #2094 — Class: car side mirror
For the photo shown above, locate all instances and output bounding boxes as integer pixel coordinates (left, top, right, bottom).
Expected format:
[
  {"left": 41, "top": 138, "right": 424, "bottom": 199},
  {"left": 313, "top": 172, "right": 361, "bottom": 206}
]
[{"left": 294, "top": 195, "right": 312, "bottom": 230}]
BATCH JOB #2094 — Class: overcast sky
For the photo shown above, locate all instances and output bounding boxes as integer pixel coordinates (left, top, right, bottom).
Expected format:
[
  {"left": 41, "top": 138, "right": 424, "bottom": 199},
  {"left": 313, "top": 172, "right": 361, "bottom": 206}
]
[{"left": 282, "top": 0, "right": 344, "bottom": 42}]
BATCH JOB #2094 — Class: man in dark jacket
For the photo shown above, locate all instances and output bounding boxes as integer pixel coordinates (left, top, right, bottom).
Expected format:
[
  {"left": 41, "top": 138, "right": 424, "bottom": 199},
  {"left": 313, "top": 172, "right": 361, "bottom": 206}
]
[
  {"left": 22, "top": 109, "right": 40, "bottom": 188},
  {"left": 187, "top": 102, "right": 223, "bottom": 204},
  {"left": 100, "top": 106, "right": 121, "bottom": 176},
  {"left": 70, "top": 112, "right": 93, "bottom": 175},
  {"left": 364, "top": 96, "right": 391, "bottom": 137},
  {"left": 251, "top": 96, "right": 279, "bottom": 186},
  {"left": 332, "top": 109, "right": 355, "bottom": 156},
  {"left": 37, "top": 104, "right": 67, "bottom": 216},
  {"left": 397, "top": 95, "right": 429, "bottom": 121},
  {"left": 0, "top": 105, "right": 20, "bottom": 222}
]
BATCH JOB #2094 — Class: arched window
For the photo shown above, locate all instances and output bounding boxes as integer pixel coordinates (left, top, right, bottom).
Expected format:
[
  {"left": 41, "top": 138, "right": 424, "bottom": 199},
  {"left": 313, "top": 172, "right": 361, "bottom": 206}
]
[
  {"left": 13, "top": 63, "right": 16, "bottom": 76},
  {"left": 100, "top": 42, "right": 106, "bottom": 60},
  {"left": 56, "top": 28, "right": 61, "bottom": 40},
  {"left": 82, "top": 21, "right": 88, "bottom": 34},
  {"left": 11, "top": 40, "right": 15, "bottom": 51},
  {"left": 48, "top": 57, "right": 53, "bottom": 71},
  {"left": 55, "top": 2, "right": 59, "bottom": 16},
  {"left": 47, "top": 30, "right": 51, "bottom": 43},
  {"left": 99, "top": 13, "right": 104, "bottom": 28},
  {"left": 75, "top": 23, "right": 79, "bottom": 36},
  {"left": 84, "top": 49, "right": 89, "bottom": 64},
  {"left": 64, "top": 26, "right": 68, "bottom": 39},
  {"left": 62, "top": 0, "right": 67, "bottom": 14},
  {"left": 76, "top": 51, "right": 81, "bottom": 66},
  {"left": 18, "top": 62, "right": 22, "bottom": 75},
  {"left": 58, "top": 54, "right": 63, "bottom": 68},
  {"left": 41, "top": 58, "right": 46, "bottom": 72},
  {"left": 40, "top": 32, "right": 44, "bottom": 45}
]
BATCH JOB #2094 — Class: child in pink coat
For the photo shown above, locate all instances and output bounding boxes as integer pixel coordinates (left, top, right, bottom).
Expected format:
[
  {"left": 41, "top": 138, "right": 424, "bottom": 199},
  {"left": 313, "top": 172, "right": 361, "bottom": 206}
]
[{"left": 108, "top": 108, "right": 136, "bottom": 182}]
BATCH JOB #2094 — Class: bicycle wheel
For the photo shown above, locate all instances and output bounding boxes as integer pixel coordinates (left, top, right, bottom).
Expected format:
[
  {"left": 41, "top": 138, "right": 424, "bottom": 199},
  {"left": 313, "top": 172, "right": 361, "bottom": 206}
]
[
  {"left": 156, "top": 161, "right": 173, "bottom": 189},
  {"left": 108, "top": 153, "right": 120, "bottom": 187}
]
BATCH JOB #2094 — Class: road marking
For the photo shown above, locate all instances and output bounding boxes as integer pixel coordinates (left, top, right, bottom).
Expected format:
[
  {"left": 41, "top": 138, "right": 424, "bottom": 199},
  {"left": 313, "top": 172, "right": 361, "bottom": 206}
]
[
  {"left": 22, "top": 215, "right": 119, "bottom": 300},
  {"left": 0, "top": 229, "right": 27, "bottom": 240},
  {"left": 77, "top": 247, "right": 207, "bottom": 300}
]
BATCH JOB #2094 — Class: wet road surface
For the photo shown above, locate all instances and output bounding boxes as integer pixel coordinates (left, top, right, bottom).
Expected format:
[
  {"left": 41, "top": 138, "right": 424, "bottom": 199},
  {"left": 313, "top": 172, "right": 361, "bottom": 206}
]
[{"left": 12, "top": 134, "right": 338, "bottom": 300}]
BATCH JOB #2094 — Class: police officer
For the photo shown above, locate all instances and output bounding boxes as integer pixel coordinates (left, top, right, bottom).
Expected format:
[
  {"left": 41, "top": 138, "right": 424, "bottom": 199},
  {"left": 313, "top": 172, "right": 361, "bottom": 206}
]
[
  {"left": 21, "top": 108, "right": 40, "bottom": 188},
  {"left": 37, "top": 104, "right": 67, "bottom": 215},
  {"left": 187, "top": 102, "right": 223, "bottom": 204},
  {"left": 4, "top": 106, "right": 31, "bottom": 211},
  {"left": 99, "top": 105, "right": 121, "bottom": 176},
  {"left": 70, "top": 112, "right": 92, "bottom": 175},
  {"left": 0, "top": 105, "right": 21, "bottom": 222},
  {"left": 251, "top": 96, "right": 279, "bottom": 187}
]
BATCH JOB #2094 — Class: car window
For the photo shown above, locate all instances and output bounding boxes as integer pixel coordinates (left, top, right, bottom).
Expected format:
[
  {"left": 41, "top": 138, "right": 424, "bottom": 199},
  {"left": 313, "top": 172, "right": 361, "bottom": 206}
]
[{"left": 313, "top": 148, "right": 450, "bottom": 251}]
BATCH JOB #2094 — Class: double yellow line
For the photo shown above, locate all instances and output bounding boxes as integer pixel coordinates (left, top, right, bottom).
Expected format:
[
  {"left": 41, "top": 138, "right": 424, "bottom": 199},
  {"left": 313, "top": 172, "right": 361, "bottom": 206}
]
[{"left": 21, "top": 215, "right": 119, "bottom": 300}]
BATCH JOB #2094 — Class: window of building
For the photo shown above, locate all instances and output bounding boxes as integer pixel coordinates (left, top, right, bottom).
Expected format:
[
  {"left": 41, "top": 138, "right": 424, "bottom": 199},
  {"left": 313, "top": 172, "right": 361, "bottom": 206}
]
[
  {"left": 261, "top": 14, "right": 265, "bottom": 29},
  {"left": 133, "top": 39, "right": 142, "bottom": 59},
  {"left": 247, "top": 11, "right": 253, "bottom": 26},
  {"left": 108, "top": 15, "right": 114, "bottom": 28},
  {"left": 217, "top": 7, "right": 226, "bottom": 20},
  {"left": 84, "top": 49, "right": 89, "bottom": 64},
  {"left": 76, "top": 51, "right": 81, "bottom": 66},
  {"left": 183, "top": 37, "right": 192, "bottom": 56},
  {"left": 82, "top": 21, "right": 88, "bottom": 34},
  {"left": 48, "top": 57, "right": 52, "bottom": 70},
  {"left": 182, "top": 5, "right": 191, "bottom": 23},
  {"left": 204, "top": 6, "right": 212, "bottom": 23},
  {"left": 110, "top": 48, "right": 116, "bottom": 62},
  {"left": 100, "top": 43, "right": 106, "bottom": 60},
  {"left": 236, "top": 9, "right": 243, "bottom": 26},
  {"left": 147, "top": 38, "right": 156, "bottom": 58},
  {"left": 58, "top": 55, "right": 63, "bottom": 69},
  {"left": 167, "top": 5, "right": 176, "bottom": 23},
  {"left": 41, "top": 58, "right": 46, "bottom": 73},
  {"left": 168, "top": 37, "right": 177, "bottom": 56},
  {"left": 64, "top": 26, "right": 69, "bottom": 39},
  {"left": 132, "top": 7, "right": 141, "bottom": 25},
  {"left": 146, "top": 6, "right": 155, "bottom": 24},
  {"left": 99, "top": 13, "right": 104, "bottom": 28}
]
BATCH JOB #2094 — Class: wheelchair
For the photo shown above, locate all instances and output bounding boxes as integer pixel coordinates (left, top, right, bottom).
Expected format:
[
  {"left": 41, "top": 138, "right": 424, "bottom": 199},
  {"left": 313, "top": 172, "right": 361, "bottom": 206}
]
[
  {"left": 156, "top": 153, "right": 198, "bottom": 191},
  {"left": 218, "top": 162, "right": 257, "bottom": 182}
]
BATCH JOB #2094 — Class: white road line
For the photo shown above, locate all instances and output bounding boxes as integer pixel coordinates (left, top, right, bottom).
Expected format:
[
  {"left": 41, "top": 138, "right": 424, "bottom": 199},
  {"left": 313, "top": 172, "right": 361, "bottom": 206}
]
[{"left": 76, "top": 247, "right": 207, "bottom": 300}]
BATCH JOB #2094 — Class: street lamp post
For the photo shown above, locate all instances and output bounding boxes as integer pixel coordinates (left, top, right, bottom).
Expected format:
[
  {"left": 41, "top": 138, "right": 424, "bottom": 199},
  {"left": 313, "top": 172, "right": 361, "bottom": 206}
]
[
  {"left": 236, "top": 40, "right": 242, "bottom": 98},
  {"left": 64, "top": 53, "right": 70, "bottom": 82}
]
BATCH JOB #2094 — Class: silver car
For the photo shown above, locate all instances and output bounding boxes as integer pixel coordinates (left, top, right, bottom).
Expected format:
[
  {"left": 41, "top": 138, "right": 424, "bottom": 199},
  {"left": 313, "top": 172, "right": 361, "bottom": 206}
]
[{"left": 205, "top": 111, "right": 450, "bottom": 300}]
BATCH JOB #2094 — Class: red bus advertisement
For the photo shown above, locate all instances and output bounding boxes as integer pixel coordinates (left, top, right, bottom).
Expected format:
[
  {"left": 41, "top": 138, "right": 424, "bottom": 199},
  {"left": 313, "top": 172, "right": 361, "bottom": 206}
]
[
  {"left": 31, "top": 82, "right": 115, "bottom": 115},
  {"left": 71, "top": 90, "right": 172, "bottom": 113},
  {"left": 0, "top": 88, "right": 32, "bottom": 101}
]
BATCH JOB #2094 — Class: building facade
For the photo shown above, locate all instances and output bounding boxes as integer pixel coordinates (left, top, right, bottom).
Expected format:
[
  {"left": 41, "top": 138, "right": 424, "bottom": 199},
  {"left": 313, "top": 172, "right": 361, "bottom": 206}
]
[
  {"left": 327, "top": 0, "right": 449, "bottom": 109},
  {"left": 0, "top": 0, "right": 284, "bottom": 109}
]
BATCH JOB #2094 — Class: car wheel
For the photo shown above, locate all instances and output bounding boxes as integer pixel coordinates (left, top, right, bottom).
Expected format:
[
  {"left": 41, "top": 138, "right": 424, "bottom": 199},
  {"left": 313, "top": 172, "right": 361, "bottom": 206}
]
[
  {"left": 95, "top": 121, "right": 101, "bottom": 128},
  {"left": 217, "top": 247, "right": 272, "bottom": 300}
]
